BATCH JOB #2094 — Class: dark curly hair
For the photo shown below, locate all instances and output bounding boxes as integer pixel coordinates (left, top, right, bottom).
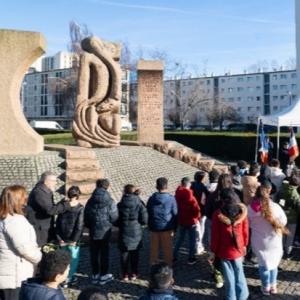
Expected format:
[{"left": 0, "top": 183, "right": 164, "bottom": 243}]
[{"left": 39, "top": 249, "right": 71, "bottom": 282}]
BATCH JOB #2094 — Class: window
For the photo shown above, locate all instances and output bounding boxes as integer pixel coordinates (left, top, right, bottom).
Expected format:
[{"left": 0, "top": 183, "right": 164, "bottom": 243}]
[
  {"left": 256, "top": 106, "right": 260, "bottom": 111},
  {"left": 291, "top": 73, "right": 297, "bottom": 79},
  {"left": 248, "top": 87, "right": 254, "bottom": 92},
  {"left": 221, "top": 88, "right": 225, "bottom": 92},
  {"left": 247, "top": 96, "right": 254, "bottom": 101},
  {"left": 221, "top": 79, "right": 226, "bottom": 83},
  {"left": 237, "top": 107, "right": 242, "bottom": 112},
  {"left": 273, "top": 106, "right": 278, "bottom": 111},
  {"left": 237, "top": 77, "right": 243, "bottom": 82},
  {"left": 256, "top": 86, "right": 261, "bottom": 91},
  {"left": 207, "top": 80, "right": 211, "bottom": 85},
  {"left": 256, "top": 76, "right": 261, "bottom": 80},
  {"left": 228, "top": 97, "right": 234, "bottom": 102},
  {"left": 188, "top": 81, "right": 192, "bottom": 85},
  {"left": 40, "top": 106, "right": 47, "bottom": 116},
  {"left": 272, "top": 74, "right": 278, "bottom": 80},
  {"left": 280, "top": 95, "right": 286, "bottom": 100},
  {"left": 291, "top": 84, "right": 297, "bottom": 90},
  {"left": 237, "top": 97, "right": 242, "bottom": 101},
  {"left": 247, "top": 107, "right": 252, "bottom": 111},
  {"left": 280, "top": 74, "right": 287, "bottom": 79},
  {"left": 228, "top": 88, "right": 234, "bottom": 93},
  {"left": 273, "top": 96, "right": 278, "bottom": 101},
  {"left": 272, "top": 85, "right": 278, "bottom": 90},
  {"left": 237, "top": 87, "right": 243, "bottom": 92},
  {"left": 247, "top": 76, "right": 252, "bottom": 82},
  {"left": 280, "top": 85, "right": 287, "bottom": 90},
  {"left": 256, "top": 96, "right": 261, "bottom": 101}
]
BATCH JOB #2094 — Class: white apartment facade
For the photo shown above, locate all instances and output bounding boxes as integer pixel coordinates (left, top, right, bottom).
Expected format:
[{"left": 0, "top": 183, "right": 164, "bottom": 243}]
[{"left": 129, "top": 69, "right": 299, "bottom": 127}]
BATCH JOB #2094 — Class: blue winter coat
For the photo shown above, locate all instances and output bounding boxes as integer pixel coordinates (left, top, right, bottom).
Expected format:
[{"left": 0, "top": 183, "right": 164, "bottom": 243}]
[
  {"left": 19, "top": 278, "right": 66, "bottom": 300},
  {"left": 147, "top": 192, "right": 177, "bottom": 232},
  {"left": 139, "top": 289, "right": 179, "bottom": 300}
]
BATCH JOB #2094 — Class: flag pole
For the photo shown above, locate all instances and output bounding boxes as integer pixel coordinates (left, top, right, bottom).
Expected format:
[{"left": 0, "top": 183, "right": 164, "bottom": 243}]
[
  {"left": 255, "top": 118, "right": 260, "bottom": 162},
  {"left": 276, "top": 125, "right": 280, "bottom": 159}
]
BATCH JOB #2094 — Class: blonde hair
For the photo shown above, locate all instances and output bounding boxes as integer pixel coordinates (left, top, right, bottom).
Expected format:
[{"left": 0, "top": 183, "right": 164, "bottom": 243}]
[
  {"left": 258, "top": 186, "right": 289, "bottom": 235},
  {"left": 0, "top": 185, "right": 27, "bottom": 219}
]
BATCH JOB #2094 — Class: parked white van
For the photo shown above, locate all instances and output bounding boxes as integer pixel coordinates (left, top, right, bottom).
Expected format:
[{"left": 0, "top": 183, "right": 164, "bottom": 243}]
[{"left": 29, "top": 120, "right": 64, "bottom": 131}]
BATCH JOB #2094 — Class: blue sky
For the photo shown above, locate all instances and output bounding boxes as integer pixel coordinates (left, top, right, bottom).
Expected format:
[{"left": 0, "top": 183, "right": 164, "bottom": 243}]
[{"left": 0, "top": 0, "right": 296, "bottom": 75}]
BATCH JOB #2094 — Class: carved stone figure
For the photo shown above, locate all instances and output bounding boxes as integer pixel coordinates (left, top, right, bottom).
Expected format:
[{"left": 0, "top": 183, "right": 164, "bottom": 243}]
[
  {"left": 73, "top": 37, "right": 121, "bottom": 147},
  {"left": 0, "top": 29, "right": 45, "bottom": 155}
]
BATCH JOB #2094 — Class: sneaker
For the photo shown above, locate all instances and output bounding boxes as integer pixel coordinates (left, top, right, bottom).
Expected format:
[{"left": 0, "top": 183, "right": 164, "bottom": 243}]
[
  {"left": 187, "top": 258, "right": 197, "bottom": 265},
  {"left": 270, "top": 285, "right": 277, "bottom": 294},
  {"left": 131, "top": 273, "right": 138, "bottom": 281},
  {"left": 214, "top": 272, "right": 224, "bottom": 289},
  {"left": 261, "top": 286, "right": 270, "bottom": 296},
  {"left": 91, "top": 274, "right": 99, "bottom": 285},
  {"left": 99, "top": 273, "right": 113, "bottom": 285}
]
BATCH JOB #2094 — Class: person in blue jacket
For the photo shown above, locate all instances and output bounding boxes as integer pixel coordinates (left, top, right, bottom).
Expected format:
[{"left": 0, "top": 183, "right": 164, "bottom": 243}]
[
  {"left": 19, "top": 249, "right": 71, "bottom": 300},
  {"left": 147, "top": 177, "right": 177, "bottom": 266}
]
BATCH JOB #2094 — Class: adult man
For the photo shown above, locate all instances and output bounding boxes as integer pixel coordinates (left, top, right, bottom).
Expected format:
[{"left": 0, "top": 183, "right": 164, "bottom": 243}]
[
  {"left": 27, "top": 171, "right": 71, "bottom": 247},
  {"left": 147, "top": 177, "right": 178, "bottom": 266},
  {"left": 84, "top": 178, "right": 118, "bottom": 285},
  {"left": 279, "top": 141, "right": 290, "bottom": 174}
]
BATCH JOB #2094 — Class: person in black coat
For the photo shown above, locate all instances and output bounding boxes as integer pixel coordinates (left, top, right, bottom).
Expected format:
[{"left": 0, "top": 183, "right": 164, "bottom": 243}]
[
  {"left": 279, "top": 141, "right": 290, "bottom": 174},
  {"left": 116, "top": 185, "right": 148, "bottom": 280},
  {"left": 56, "top": 186, "right": 84, "bottom": 287},
  {"left": 26, "top": 171, "right": 71, "bottom": 247},
  {"left": 84, "top": 179, "right": 118, "bottom": 285}
]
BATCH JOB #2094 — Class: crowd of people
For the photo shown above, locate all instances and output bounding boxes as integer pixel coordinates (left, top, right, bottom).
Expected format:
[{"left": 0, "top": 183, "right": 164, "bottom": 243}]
[{"left": 0, "top": 153, "right": 299, "bottom": 300}]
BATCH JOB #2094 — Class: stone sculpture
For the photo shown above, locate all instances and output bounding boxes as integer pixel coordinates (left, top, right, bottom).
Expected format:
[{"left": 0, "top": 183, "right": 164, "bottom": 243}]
[
  {"left": 73, "top": 36, "right": 122, "bottom": 147},
  {"left": 0, "top": 29, "right": 45, "bottom": 155}
]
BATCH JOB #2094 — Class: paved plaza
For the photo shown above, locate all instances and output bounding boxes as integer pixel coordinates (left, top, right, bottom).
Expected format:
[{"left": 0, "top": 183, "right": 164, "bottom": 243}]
[{"left": 64, "top": 230, "right": 300, "bottom": 300}]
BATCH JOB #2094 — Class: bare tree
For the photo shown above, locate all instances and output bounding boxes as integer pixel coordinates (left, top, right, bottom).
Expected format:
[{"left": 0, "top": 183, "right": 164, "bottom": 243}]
[
  {"left": 205, "top": 96, "right": 242, "bottom": 130},
  {"left": 284, "top": 57, "right": 296, "bottom": 70}
]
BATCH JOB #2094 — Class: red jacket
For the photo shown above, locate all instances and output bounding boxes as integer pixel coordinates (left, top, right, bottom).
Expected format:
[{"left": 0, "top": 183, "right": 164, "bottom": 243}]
[
  {"left": 175, "top": 186, "right": 201, "bottom": 226},
  {"left": 211, "top": 204, "right": 249, "bottom": 260}
]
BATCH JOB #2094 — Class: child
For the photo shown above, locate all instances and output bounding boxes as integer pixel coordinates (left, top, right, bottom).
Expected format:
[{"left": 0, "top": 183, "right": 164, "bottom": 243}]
[
  {"left": 116, "top": 184, "right": 148, "bottom": 281},
  {"left": 248, "top": 181, "right": 288, "bottom": 295},
  {"left": 211, "top": 189, "right": 249, "bottom": 300},
  {"left": 139, "top": 263, "right": 178, "bottom": 300},
  {"left": 56, "top": 186, "right": 84, "bottom": 287},
  {"left": 174, "top": 177, "right": 200, "bottom": 264},
  {"left": 19, "top": 249, "right": 71, "bottom": 300},
  {"left": 277, "top": 175, "right": 300, "bottom": 258},
  {"left": 191, "top": 171, "right": 209, "bottom": 254},
  {"left": 77, "top": 287, "right": 108, "bottom": 300}
]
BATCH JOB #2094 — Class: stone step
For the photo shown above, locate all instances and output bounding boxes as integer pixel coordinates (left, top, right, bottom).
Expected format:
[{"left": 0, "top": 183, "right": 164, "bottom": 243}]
[
  {"left": 66, "top": 158, "right": 100, "bottom": 170},
  {"left": 197, "top": 159, "right": 215, "bottom": 172},
  {"left": 66, "top": 180, "right": 96, "bottom": 195},
  {"left": 66, "top": 169, "right": 103, "bottom": 183},
  {"left": 66, "top": 149, "right": 96, "bottom": 160}
]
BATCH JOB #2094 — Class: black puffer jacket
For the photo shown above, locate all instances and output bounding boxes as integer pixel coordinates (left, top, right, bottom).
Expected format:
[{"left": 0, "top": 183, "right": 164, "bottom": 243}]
[
  {"left": 84, "top": 187, "right": 118, "bottom": 240},
  {"left": 116, "top": 194, "right": 148, "bottom": 251},
  {"left": 27, "top": 183, "right": 70, "bottom": 246},
  {"left": 56, "top": 203, "right": 84, "bottom": 243}
]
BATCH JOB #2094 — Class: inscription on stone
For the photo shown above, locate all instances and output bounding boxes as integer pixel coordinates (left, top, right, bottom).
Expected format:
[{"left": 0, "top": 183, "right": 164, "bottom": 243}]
[{"left": 137, "top": 60, "right": 164, "bottom": 144}]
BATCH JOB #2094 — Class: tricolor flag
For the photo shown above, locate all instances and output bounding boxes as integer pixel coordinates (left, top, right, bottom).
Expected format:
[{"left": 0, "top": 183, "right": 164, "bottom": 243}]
[
  {"left": 288, "top": 127, "right": 299, "bottom": 161},
  {"left": 258, "top": 120, "right": 269, "bottom": 164}
]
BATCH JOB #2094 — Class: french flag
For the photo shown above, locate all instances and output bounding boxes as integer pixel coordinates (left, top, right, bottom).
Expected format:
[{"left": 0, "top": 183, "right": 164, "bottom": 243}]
[
  {"left": 258, "top": 120, "right": 269, "bottom": 164},
  {"left": 288, "top": 128, "right": 299, "bottom": 161}
]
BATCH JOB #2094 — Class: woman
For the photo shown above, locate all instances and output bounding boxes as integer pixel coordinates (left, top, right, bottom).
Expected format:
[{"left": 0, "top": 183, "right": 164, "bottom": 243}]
[
  {"left": 0, "top": 185, "right": 41, "bottom": 300},
  {"left": 248, "top": 181, "right": 288, "bottom": 296},
  {"left": 211, "top": 189, "right": 249, "bottom": 300},
  {"left": 241, "top": 165, "right": 260, "bottom": 206},
  {"left": 116, "top": 185, "right": 148, "bottom": 281}
]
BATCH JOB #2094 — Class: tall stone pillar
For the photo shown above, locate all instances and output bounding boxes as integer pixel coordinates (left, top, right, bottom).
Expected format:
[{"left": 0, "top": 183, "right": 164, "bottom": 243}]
[
  {"left": 137, "top": 60, "right": 164, "bottom": 144},
  {"left": 0, "top": 29, "right": 45, "bottom": 155}
]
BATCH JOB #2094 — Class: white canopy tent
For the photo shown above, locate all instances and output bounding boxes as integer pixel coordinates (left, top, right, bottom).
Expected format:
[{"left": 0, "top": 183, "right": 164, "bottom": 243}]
[{"left": 255, "top": 99, "right": 300, "bottom": 161}]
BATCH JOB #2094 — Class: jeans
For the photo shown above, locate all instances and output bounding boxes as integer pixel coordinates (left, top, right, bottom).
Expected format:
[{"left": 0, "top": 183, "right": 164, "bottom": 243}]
[
  {"left": 90, "top": 237, "right": 110, "bottom": 276},
  {"left": 258, "top": 266, "right": 278, "bottom": 288},
  {"left": 121, "top": 249, "right": 139, "bottom": 276},
  {"left": 283, "top": 223, "right": 297, "bottom": 254},
  {"left": 195, "top": 217, "right": 206, "bottom": 252},
  {"left": 173, "top": 225, "right": 197, "bottom": 260},
  {"left": 221, "top": 257, "right": 249, "bottom": 300},
  {"left": 150, "top": 230, "right": 174, "bottom": 266},
  {"left": 61, "top": 245, "right": 80, "bottom": 281}
]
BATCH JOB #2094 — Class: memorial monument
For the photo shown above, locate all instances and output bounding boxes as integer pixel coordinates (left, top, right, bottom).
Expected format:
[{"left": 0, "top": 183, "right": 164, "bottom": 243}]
[
  {"left": 73, "top": 36, "right": 122, "bottom": 148},
  {"left": 0, "top": 29, "right": 45, "bottom": 155},
  {"left": 137, "top": 60, "right": 164, "bottom": 144}
]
